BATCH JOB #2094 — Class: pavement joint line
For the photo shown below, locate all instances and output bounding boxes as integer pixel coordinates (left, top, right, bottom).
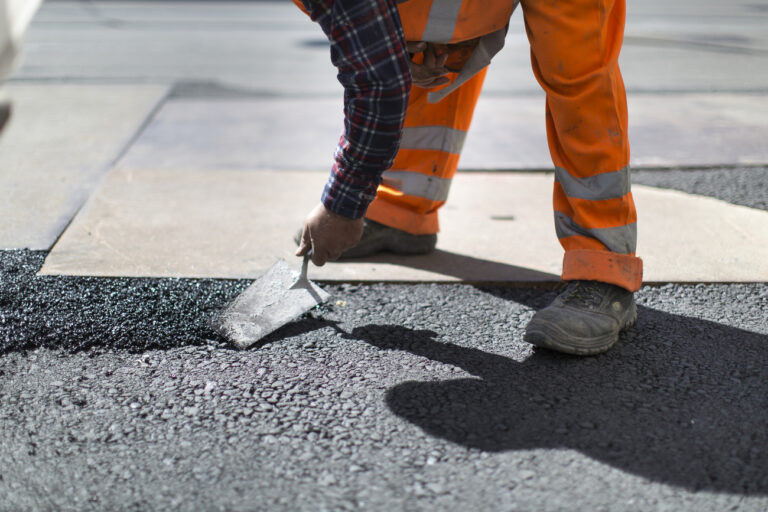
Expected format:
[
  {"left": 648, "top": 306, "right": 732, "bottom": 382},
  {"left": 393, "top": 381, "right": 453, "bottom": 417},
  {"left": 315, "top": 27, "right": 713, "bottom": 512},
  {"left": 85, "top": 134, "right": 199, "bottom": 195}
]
[
  {"left": 108, "top": 85, "right": 173, "bottom": 170},
  {"left": 8, "top": 78, "right": 768, "bottom": 97},
  {"left": 624, "top": 36, "right": 768, "bottom": 56},
  {"left": 457, "top": 164, "right": 768, "bottom": 173}
]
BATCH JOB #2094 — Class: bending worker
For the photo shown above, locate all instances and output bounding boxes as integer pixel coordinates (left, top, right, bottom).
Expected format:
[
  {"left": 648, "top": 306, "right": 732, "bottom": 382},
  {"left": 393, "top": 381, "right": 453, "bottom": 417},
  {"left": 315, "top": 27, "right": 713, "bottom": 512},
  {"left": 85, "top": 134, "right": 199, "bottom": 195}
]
[{"left": 294, "top": 0, "right": 642, "bottom": 356}]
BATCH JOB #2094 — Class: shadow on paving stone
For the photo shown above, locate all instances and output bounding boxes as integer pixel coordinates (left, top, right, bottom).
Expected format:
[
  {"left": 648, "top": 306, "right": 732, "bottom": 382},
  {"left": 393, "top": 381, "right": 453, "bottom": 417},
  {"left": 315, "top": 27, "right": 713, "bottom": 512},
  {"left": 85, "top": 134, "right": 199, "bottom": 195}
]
[
  {"left": 345, "top": 306, "right": 768, "bottom": 495},
  {"left": 339, "top": 248, "right": 560, "bottom": 283}
]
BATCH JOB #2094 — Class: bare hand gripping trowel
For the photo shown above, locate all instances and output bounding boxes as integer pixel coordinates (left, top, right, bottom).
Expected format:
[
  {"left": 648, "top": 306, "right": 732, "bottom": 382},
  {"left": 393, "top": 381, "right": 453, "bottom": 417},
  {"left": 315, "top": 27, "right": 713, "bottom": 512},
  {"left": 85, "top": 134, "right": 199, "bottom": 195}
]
[{"left": 214, "top": 253, "right": 330, "bottom": 349}]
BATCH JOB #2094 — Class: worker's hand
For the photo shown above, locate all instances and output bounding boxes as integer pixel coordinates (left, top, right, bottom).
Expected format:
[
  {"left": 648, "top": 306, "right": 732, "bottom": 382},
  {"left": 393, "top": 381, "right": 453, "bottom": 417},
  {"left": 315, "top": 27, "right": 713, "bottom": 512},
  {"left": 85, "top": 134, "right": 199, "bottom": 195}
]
[
  {"left": 296, "top": 203, "right": 364, "bottom": 266},
  {"left": 407, "top": 41, "right": 451, "bottom": 89}
]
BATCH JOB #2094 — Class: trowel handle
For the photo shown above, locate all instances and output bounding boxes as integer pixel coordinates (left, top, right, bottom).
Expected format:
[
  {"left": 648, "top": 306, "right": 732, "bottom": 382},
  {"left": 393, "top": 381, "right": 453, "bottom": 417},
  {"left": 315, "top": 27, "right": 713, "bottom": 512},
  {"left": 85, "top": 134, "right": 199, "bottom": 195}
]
[{"left": 300, "top": 251, "right": 311, "bottom": 281}]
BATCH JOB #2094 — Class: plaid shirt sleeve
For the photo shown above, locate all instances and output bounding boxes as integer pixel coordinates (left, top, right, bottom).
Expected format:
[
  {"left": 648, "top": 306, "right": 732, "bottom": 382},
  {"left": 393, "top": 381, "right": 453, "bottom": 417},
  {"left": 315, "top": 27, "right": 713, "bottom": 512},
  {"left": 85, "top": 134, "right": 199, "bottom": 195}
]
[{"left": 302, "top": 0, "right": 412, "bottom": 219}]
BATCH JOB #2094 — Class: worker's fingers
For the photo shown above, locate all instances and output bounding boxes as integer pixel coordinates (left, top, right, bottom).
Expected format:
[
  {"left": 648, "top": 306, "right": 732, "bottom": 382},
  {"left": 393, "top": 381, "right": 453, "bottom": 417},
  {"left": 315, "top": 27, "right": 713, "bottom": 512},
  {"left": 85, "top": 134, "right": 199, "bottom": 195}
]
[
  {"left": 410, "top": 63, "right": 451, "bottom": 88},
  {"left": 326, "top": 250, "right": 343, "bottom": 262},
  {"left": 437, "top": 53, "right": 448, "bottom": 68},
  {"left": 423, "top": 46, "right": 436, "bottom": 68},
  {"left": 309, "top": 246, "right": 328, "bottom": 267},
  {"left": 406, "top": 41, "right": 426, "bottom": 54},
  {"left": 424, "top": 77, "right": 451, "bottom": 88},
  {"left": 411, "top": 72, "right": 451, "bottom": 89},
  {"left": 295, "top": 225, "right": 311, "bottom": 256}
]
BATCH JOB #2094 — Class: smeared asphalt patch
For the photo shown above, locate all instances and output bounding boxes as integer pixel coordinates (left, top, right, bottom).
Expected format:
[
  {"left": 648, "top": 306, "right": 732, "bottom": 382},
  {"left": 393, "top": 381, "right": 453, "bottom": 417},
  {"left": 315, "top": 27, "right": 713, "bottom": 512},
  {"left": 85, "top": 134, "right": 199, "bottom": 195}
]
[
  {"left": 0, "top": 250, "right": 248, "bottom": 354},
  {"left": 632, "top": 167, "right": 768, "bottom": 211}
]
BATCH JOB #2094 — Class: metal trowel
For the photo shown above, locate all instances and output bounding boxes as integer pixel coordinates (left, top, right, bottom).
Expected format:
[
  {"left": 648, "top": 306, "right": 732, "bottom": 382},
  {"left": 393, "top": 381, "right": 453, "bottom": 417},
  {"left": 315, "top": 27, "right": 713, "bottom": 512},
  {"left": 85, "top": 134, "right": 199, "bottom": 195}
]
[{"left": 214, "top": 253, "right": 330, "bottom": 349}]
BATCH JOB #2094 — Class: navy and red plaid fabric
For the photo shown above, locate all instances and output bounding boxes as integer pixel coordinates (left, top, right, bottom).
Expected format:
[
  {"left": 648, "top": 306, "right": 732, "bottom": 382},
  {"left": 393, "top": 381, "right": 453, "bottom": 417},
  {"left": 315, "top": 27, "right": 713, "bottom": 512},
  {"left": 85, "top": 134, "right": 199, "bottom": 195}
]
[{"left": 302, "top": 0, "right": 412, "bottom": 219}]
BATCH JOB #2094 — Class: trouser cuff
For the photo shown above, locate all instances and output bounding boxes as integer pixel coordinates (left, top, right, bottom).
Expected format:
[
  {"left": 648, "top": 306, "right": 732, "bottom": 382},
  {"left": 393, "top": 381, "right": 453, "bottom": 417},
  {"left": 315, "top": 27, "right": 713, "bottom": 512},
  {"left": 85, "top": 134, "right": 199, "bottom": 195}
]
[
  {"left": 562, "top": 249, "right": 643, "bottom": 292},
  {"left": 365, "top": 196, "right": 439, "bottom": 235}
]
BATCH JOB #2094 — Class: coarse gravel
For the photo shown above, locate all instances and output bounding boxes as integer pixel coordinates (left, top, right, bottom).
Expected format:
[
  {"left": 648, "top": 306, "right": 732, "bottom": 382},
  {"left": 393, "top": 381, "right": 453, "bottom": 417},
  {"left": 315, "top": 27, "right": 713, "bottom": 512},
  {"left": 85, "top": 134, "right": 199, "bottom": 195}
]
[
  {"left": 632, "top": 166, "right": 768, "bottom": 211},
  {"left": 1, "top": 249, "right": 767, "bottom": 511}
]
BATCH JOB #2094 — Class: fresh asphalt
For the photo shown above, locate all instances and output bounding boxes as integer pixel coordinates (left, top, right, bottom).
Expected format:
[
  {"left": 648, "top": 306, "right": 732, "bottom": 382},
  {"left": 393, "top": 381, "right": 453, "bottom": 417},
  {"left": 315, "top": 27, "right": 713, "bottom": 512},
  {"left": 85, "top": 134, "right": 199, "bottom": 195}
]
[{"left": 1, "top": 169, "right": 767, "bottom": 511}]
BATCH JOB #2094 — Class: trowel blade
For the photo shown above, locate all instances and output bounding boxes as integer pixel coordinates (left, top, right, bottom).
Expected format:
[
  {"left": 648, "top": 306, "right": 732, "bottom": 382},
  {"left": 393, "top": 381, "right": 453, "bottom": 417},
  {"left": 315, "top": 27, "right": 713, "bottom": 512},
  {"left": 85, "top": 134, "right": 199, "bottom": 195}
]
[{"left": 214, "top": 260, "right": 330, "bottom": 349}]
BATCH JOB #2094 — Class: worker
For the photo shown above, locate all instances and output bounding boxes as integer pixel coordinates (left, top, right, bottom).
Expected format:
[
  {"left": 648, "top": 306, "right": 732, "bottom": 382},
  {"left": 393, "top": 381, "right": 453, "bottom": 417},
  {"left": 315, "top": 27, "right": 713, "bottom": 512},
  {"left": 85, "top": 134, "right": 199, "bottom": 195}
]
[{"left": 294, "top": 0, "right": 642, "bottom": 356}]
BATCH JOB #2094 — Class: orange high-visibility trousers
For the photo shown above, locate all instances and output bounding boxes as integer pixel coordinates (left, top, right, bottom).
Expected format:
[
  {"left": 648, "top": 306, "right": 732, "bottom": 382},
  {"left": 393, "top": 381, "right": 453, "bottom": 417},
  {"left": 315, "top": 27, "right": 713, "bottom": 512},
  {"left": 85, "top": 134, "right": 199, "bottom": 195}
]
[
  {"left": 364, "top": 66, "right": 487, "bottom": 235},
  {"left": 293, "top": 0, "right": 643, "bottom": 291},
  {"left": 520, "top": 0, "right": 642, "bottom": 291},
  {"left": 372, "top": 0, "right": 642, "bottom": 291}
]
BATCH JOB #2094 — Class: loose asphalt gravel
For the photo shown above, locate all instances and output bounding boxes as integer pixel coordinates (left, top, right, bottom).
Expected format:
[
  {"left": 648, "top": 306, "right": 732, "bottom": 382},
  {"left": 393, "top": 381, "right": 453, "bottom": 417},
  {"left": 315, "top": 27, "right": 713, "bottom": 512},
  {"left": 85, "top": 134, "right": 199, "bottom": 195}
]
[
  {"left": 632, "top": 167, "right": 768, "bottom": 212},
  {"left": 1, "top": 168, "right": 767, "bottom": 511}
]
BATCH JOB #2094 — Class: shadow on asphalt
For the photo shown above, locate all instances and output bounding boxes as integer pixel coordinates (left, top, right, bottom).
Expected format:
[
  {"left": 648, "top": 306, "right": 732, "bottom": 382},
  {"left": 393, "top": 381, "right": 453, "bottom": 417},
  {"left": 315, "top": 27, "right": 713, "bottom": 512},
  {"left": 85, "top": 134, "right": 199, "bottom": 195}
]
[{"left": 345, "top": 293, "right": 768, "bottom": 495}]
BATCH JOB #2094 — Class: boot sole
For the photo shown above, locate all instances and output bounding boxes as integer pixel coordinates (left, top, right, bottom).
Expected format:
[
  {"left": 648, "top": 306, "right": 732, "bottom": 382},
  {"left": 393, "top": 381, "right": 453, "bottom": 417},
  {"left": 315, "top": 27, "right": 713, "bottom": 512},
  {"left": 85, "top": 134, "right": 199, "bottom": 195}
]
[{"left": 524, "top": 302, "right": 638, "bottom": 356}]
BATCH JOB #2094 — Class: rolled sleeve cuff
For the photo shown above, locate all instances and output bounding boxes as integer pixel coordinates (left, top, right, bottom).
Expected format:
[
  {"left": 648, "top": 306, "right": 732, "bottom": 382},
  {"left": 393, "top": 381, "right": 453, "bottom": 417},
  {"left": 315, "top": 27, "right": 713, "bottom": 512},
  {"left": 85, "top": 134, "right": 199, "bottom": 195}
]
[{"left": 321, "top": 165, "right": 381, "bottom": 219}]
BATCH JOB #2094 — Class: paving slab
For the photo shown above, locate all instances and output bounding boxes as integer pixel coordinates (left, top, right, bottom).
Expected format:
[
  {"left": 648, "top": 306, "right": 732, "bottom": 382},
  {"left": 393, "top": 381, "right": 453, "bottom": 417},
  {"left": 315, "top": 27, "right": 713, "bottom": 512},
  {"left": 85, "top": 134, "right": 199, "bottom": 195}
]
[
  {"left": 0, "top": 83, "right": 169, "bottom": 249},
  {"left": 40, "top": 169, "right": 768, "bottom": 282},
  {"left": 117, "top": 93, "right": 768, "bottom": 172},
  {"left": 465, "top": 93, "right": 768, "bottom": 169},
  {"left": 19, "top": 0, "right": 768, "bottom": 95}
]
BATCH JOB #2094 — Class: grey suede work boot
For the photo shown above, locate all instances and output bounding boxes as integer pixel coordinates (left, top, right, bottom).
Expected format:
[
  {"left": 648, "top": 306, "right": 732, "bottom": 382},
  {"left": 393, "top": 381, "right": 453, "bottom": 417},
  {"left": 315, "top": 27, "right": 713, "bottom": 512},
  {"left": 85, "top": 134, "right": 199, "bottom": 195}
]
[
  {"left": 524, "top": 280, "right": 637, "bottom": 356},
  {"left": 294, "top": 219, "right": 436, "bottom": 259}
]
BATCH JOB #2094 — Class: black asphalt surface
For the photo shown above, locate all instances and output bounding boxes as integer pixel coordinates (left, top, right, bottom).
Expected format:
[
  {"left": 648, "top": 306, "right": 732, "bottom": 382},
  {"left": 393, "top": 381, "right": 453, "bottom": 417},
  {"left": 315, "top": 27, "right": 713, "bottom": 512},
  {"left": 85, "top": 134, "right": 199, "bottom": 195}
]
[
  {"left": 632, "top": 166, "right": 768, "bottom": 211},
  {"left": 1, "top": 168, "right": 767, "bottom": 510}
]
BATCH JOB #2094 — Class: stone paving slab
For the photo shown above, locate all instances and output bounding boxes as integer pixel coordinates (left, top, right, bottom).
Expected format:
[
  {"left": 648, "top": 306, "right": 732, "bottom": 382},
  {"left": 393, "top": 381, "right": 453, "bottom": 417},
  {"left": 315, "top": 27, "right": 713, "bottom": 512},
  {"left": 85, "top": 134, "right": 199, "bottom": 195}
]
[
  {"left": 40, "top": 169, "right": 768, "bottom": 283},
  {"left": 19, "top": 1, "right": 768, "bottom": 95},
  {"left": 117, "top": 93, "right": 768, "bottom": 173},
  {"left": 0, "top": 83, "right": 169, "bottom": 250}
]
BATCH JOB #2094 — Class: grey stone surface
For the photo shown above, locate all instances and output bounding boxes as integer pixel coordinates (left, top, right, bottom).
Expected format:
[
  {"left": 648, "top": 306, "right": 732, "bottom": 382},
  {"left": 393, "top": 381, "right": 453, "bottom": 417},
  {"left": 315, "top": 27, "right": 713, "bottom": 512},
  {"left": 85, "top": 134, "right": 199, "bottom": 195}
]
[
  {"left": 0, "top": 83, "right": 168, "bottom": 249},
  {"left": 117, "top": 98, "right": 345, "bottom": 172},
  {"left": 18, "top": 0, "right": 768, "bottom": 95},
  {"left": 463, "top": 93, "right": 768, "bottom": 169},
  {"left": 117, "top": 93, "right": 768, "bottom": 172},
  {"left": 38, "top": 169, "right": 768, "bottom": 281},
  {"left": 1, "top": 250, "right": 768, "bottom": 510}
]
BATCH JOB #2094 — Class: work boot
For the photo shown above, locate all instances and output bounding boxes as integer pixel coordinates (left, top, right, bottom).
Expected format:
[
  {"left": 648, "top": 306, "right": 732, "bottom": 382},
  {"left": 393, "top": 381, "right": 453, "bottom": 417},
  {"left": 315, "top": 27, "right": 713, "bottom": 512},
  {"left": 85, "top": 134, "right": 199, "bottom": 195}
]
[
  {"left": 524, "top": 280, "right": 637, "bottom": 356},
  {"left": 294, "top": 219, "right": 437, "bottom": 259}
]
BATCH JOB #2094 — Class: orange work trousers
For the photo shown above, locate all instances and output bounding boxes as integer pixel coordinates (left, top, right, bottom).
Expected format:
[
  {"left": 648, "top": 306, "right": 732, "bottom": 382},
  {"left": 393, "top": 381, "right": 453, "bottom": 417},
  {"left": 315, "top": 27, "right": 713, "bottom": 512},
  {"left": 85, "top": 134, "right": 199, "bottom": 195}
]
[{"left": 295, "top": 0, "right": 643, "bottom": 292}]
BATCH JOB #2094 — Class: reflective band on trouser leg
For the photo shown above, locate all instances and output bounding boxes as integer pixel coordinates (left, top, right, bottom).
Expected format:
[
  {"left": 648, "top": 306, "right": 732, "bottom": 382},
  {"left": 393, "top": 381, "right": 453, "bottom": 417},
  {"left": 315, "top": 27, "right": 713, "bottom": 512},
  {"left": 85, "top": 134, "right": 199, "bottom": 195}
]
[
  {"left": 400, "top": 126, "right": 467, "bottom": 154},
  {"left": 521, "top": 0, "right": 642, "bottom": 291},
  {"left": 398, "top": 0, "right": 516, "bottom": 44},
  {"left": 421, "top": 0, "right": 463, "bottom": 43},
  {"left": 365, "top": 67, "right": 488, "bottom": 235}
]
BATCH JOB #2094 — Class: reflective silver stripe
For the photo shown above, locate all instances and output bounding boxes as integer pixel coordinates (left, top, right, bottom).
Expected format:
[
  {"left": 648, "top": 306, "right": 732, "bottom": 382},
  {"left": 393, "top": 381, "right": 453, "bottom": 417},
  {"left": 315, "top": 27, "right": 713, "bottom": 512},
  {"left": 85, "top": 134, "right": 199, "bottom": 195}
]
[
  {"left": 400, "top": 126, "right": 467, "bottom": 154},
  {"left": 555, "top": 166, "right": 631, "bottom": 201},
  {"left": 381, "top": 170, "right": 453, "bottom": 202},
  {"left": 554, "top": 211, "right": 637, "bottom": 254},
  {"left": 421, "top": 0, "right": 463, "bottom": 43}
]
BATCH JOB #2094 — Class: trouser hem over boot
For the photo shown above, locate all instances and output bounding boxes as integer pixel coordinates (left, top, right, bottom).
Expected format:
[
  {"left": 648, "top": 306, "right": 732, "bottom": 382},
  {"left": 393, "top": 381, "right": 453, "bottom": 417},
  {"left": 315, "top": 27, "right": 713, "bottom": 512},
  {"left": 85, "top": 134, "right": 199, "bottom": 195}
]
[{"left": 561, "top": 249, "right": 643, "bottom": 292}]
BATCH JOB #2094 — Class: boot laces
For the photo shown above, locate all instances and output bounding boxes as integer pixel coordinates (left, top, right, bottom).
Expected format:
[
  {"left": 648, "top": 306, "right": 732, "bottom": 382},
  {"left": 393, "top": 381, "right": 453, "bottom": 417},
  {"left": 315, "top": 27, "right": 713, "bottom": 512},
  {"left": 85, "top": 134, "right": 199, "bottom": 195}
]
[{"left": 561, "top": 281, "right": 605, "bottom": 309}]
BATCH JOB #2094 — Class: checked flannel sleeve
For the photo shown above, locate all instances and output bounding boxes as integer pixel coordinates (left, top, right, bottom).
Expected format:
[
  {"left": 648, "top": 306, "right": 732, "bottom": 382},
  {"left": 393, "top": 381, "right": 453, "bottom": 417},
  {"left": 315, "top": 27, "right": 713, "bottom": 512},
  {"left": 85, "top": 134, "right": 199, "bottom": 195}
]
[{"left": 301, "top": 0, "right": 412, "bottom": 219}]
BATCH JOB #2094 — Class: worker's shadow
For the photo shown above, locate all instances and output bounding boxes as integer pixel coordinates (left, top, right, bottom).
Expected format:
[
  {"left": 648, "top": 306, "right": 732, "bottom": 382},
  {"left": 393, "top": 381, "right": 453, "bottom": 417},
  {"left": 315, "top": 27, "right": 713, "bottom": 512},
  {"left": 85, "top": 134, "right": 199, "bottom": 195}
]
[
  {"left": 339, "top": 249, "right": 561, "bottom": 282},
  {"left": 344, "top": 295, "right": 768, "bottom": 495}
]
